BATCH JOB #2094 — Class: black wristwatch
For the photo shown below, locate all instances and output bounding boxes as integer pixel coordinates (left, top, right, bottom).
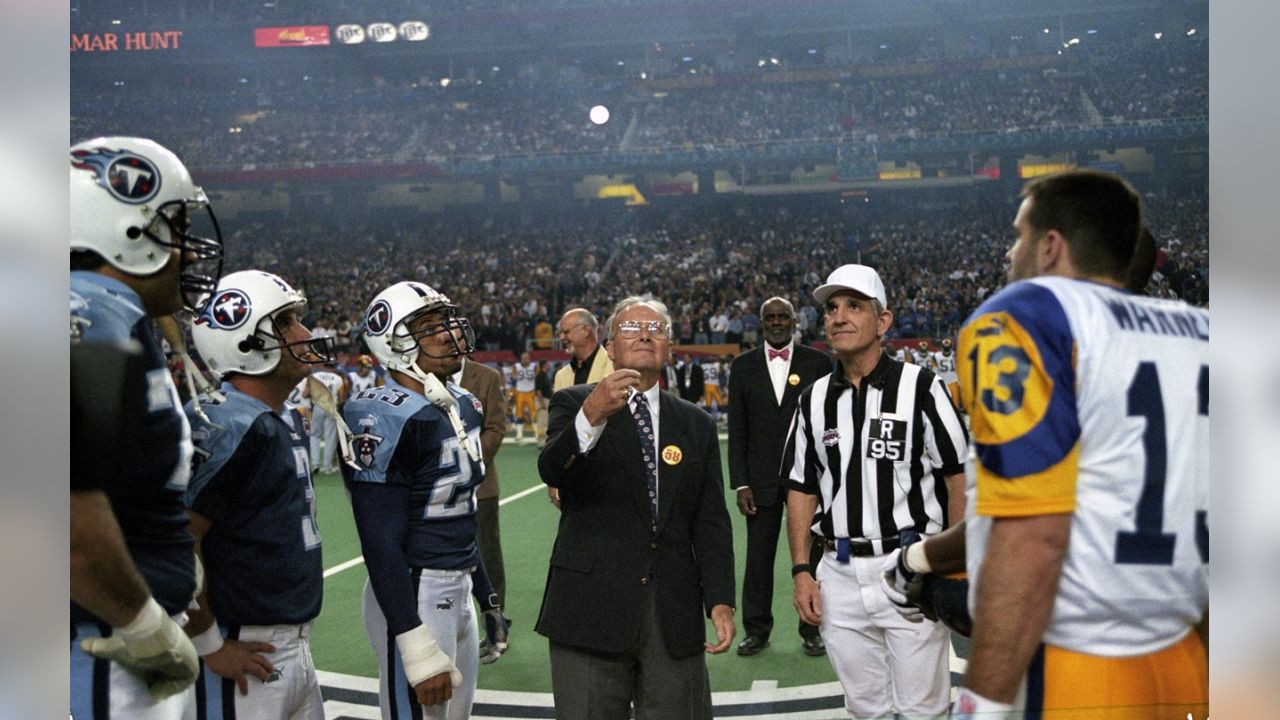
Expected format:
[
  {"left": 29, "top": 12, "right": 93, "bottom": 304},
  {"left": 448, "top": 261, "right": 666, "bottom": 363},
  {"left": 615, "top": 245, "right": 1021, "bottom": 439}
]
[{"left": 791, "top": 563, "right": 814, "bottom": 579}]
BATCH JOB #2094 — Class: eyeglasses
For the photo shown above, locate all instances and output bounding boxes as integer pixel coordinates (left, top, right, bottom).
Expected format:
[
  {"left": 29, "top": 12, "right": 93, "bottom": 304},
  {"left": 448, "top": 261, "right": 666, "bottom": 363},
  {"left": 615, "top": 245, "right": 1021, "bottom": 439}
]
[{"left": 616, "top": 320, "right": 670, "bottom": 339}]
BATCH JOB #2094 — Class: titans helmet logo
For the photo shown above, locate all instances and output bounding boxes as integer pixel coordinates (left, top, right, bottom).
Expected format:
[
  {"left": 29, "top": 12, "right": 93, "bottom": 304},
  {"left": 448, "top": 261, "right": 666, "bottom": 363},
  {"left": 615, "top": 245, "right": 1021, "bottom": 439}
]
[
  {"left": 71, "top": 147, "right": 161, "bottom": 204},
  {"left": 203, "top": 289, "right": 252, "bottom": 330},
  {"left": 365, "top": 300, "right": 392, "bottom": 336}
]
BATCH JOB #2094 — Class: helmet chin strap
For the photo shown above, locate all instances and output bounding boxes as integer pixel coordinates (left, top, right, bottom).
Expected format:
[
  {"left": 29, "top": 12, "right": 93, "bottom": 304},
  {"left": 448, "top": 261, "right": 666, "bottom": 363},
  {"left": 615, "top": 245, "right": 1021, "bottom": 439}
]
[
  {"left": 305, "top": 375, "right": 360, "bottom": 471},
  {"left": 404, "top": 359, "right": 481, "bottom": 463},
  {"left": 157, "top": 313, "right": 224, "bottom": 427}
]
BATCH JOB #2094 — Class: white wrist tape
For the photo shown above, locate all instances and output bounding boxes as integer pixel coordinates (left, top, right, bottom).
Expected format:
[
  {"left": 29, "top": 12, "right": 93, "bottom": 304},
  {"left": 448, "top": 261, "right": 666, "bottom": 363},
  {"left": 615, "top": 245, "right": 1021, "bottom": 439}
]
[
  {"left": 119, "top": 597, "right": 167, "bottom": 640},
  {"left": 905, "top": 541, "right": 932, "bottom": 574},
  {"left": 395, "top": 625, "right": 462, "bottom": 688},
  {"left": 189, "top": 622, "right": 224, "bottom": 656},
  {"left": 952, "top": 687, "right": 1015, "bottom": 718}
]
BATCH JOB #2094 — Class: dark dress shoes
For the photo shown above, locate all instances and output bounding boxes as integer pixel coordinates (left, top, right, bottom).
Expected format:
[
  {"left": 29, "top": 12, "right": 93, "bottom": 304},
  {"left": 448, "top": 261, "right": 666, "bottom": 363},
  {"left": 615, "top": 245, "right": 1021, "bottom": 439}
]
[
  {"left": 801, "top": 634, "right": 826, "bottom": 656},
  {"left": 736, "top": 635, "right": 770, "bottom": 656}
]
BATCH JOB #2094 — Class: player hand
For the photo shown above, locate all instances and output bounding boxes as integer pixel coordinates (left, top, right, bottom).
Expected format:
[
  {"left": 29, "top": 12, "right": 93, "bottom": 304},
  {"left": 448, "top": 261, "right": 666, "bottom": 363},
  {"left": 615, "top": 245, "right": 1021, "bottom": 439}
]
[
  {"left": 547, "top": 486, "right": 561, "bottom": 509},
  {"left": 582, "top": 369, "right": 642, "bottom": 425},
  {"left": 704, "top": 604, "right": 736, "bottom": 654},
  {"left": 479, "top": 607, "right": 511, "bottom": 665},
  {"left": 793, "top": 572, "right": 823, "bottom": 626},
  {"left": 79, "top": 598, "right": 200, "bottom": 699},
  {"left": 880, "top": 548, "right": 926, "bottom": 623},
  {"left": 203, "top": 639, "right": 278, "bottom": 696},
  {"left": 735, "top": 488, "right": 757, "bottom": 517},
  {"left": 412, "top": 671, "right": 454, "bottom": 707}
]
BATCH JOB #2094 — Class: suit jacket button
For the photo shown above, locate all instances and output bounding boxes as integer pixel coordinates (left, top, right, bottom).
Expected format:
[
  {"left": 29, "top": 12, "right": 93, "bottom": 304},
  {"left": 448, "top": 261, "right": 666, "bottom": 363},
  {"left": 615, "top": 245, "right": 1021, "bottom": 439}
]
[
  {"left": 640, "top": 576, "right": 649, "bottom": 585},
  {"left": 650, "top": 542, "right": 657, "bottom": 550}
]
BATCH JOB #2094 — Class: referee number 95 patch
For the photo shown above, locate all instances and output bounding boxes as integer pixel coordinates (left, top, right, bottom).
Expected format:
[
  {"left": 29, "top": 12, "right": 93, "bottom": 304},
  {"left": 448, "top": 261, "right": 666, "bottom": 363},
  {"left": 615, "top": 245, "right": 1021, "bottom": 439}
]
[{"left": 866, "top": 415, "right": 906, "bottom": 460}]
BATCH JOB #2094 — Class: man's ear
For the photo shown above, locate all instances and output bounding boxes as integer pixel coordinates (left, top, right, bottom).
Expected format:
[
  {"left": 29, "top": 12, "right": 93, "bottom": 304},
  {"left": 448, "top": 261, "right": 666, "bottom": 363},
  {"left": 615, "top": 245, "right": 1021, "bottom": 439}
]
[
  {"left": 877, "top": 308, "right": 894, "bottom": 339},
  {"left": 1039, "top": 229, "right": 1068, "bottom": 274}
]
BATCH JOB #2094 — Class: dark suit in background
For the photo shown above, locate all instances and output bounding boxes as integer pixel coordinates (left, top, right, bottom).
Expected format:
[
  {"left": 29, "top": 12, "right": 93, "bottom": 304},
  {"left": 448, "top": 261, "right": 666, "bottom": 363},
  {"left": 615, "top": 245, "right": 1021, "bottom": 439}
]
[
  {"left": 536, "top": 384, "right": 734, "bottom": 718},
  {"left": 677, "top": 357, "right": 704, "bottom": 404},
  {"left": 458, "top": 358, "right": 509, "bottom": 605},
  {"left": 727, "top": 342, "right": 831, "bottom": 649}
]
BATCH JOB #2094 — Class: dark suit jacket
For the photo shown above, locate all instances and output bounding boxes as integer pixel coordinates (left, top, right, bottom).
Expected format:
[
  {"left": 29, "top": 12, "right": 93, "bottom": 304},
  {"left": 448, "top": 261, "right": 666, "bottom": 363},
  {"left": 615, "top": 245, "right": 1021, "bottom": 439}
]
[
  {"left": 727, "top": 344, "right": 832, "bottom": 506},
  {"left": 677, "top": 362, "right": 704, "bottom": 403},
  {"left": 535, "top": 384, "right": 735, "bottom": 658},
  {"left": 458, "top": 359, "right": 507, "bottom": 500}
]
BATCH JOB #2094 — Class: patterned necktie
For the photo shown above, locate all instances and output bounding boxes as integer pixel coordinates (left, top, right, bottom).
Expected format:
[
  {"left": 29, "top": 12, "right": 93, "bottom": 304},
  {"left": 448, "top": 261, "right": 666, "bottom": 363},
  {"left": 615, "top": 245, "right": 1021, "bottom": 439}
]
[
  {"left": 632, "top": 393, "right": 658, "bottom": 530},
  {"left": 768, "top": 347, "right": 790, "bottom": 361}
]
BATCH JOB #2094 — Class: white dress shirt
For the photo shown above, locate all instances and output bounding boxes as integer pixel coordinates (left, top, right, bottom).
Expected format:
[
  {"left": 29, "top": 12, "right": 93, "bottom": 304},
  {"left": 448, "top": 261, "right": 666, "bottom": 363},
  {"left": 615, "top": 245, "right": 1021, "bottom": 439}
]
[{"left": 766, "top": 341, "right": 794, "bottom": 405}]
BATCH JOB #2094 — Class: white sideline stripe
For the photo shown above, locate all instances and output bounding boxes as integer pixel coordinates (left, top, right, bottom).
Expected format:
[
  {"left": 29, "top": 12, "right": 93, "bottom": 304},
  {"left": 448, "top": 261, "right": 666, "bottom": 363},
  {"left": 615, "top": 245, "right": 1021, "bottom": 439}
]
[
  {"left": 323, "top": 556, "right": 365, "bottom": 578},
  {"left": 499, "top": 482, "right": 547, "bottom": 506},
  {"left": 318, "top": 670, "right": 851, "bottom": 718},
  {"left": 321, "top": 483, "right": 549, "bottom": 578}
]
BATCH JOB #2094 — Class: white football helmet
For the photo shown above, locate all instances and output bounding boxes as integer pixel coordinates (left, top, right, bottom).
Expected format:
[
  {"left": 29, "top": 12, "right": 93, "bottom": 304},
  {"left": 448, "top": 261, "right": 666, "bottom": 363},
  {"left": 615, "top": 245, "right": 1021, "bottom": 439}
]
[
  {"left": 192, "top": 270, "right": 335, "bottom": 378},
  {"left": 70, "top": 136, "right": 224, "bottom": 312},
  {"left": 363, "top": 281, "right": 475, "bottom": 384}
]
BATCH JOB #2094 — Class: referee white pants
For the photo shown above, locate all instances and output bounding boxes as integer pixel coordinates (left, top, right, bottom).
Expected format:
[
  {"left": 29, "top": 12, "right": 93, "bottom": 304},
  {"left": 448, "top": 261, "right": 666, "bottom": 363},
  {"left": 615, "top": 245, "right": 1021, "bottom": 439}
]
[
  {"left": 362, "top": 569, "right": 479, "bottom": 720},
  {"left": 309, "top": 410, "right": 337, "bottom": 473},
  {"left": 72, "top": 620, "right": 197, "bottom": 720},
  {"left": 817, "top": 552, "right": 950, "bottom": 719},
  {"left": 197, "top": 622, "right": 324, "bottom": 720}
]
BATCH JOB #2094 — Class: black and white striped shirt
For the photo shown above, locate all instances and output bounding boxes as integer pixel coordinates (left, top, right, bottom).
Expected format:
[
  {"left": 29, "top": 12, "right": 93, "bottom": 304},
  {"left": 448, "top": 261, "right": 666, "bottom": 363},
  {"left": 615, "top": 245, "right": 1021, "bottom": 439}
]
[{"left": 784, "top": 351, "right": 968, "bottom": 544}]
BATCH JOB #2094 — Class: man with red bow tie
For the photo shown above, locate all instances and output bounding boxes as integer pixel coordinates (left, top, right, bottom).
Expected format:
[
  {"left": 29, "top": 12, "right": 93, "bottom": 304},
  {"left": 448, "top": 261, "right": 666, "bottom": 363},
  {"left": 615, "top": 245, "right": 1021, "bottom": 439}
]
[{"left": 727, "top": 296, "right": 833, "bottom": 657}]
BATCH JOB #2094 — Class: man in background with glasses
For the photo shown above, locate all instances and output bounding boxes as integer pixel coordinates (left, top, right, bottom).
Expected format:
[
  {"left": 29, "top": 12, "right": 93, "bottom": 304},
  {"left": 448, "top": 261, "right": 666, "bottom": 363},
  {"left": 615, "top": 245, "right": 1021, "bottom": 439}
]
[
  {"left": 537, "top": 296, "right": 736, "bottom": 720},
  {"left": 547, "top": 307, "right": 614, "bottom": 508}
]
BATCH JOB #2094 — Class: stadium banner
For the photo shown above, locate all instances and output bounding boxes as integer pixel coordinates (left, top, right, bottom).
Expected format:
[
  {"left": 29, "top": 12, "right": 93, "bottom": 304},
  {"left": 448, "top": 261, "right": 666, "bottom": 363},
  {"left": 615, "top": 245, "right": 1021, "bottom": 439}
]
[
  {"left": 254, "top": 25, "right": 330, "bottom": 47},
  {"left": 70, "top": 30, "right": 185, "bottom": 53}
]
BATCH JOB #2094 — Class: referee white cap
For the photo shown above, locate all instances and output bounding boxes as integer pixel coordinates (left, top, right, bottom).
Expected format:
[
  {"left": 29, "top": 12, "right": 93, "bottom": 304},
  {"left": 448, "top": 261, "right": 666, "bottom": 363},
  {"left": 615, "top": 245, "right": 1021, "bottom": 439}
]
[{"left": 813, "top": 264, "right": 887, "bottom": 307}]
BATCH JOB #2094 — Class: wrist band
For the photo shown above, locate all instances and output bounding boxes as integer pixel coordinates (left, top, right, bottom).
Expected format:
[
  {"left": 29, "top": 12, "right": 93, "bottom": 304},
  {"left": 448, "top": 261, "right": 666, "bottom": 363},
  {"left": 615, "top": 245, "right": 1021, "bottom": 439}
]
[
  {"left": 791, "top": 563, "right": 814, "bottom": 578},
  {"left": 190, "top": 622, "right": 224, "bottom": 656}
]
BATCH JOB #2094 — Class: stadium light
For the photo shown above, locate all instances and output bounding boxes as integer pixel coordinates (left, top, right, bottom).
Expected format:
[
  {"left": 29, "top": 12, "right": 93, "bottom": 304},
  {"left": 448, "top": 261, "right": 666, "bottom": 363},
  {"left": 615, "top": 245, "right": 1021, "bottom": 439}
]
[
  {"left": 440, "top": 78, "right": 451, "bottom": 87},
  {"left": 1154, "top": 32, "right": 1163, "bottom": 39},
  {"left": 589, "top": 105, "right": 610, "bottom": 125},
  {"left": 1187, "top": 28, "right": 1197, "bottom": 36}
]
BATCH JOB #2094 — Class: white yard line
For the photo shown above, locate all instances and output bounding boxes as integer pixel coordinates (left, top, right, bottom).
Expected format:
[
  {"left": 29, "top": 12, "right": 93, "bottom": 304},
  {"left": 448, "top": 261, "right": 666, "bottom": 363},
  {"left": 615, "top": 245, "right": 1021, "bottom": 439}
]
[{"left": 322, "top": 483, "right": 549, "bottom": 578}]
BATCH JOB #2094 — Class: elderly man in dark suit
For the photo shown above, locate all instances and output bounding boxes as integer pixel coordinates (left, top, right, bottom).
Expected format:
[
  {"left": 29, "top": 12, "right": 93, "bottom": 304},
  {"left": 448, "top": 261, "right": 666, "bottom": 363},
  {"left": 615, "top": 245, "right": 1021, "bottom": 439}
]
[
  {"left": 728, "top": 296, "right": 832, "bottom": 657},
  {"left": 537, "top": 296, "right": 736, "bottom": 720}
]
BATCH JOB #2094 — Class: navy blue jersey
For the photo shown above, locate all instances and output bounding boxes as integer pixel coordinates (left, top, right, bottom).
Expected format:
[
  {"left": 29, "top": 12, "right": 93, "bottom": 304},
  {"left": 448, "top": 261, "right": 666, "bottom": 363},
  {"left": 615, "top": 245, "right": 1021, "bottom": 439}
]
[
  {"left": 70, "top": 271, "right": 196, "bottom": 622},
  {"left": 342, "top": 378, "right": 485, "bottom": 570},
  {"left": 185, "top": 385, "right": 323, "bottom": 627}
]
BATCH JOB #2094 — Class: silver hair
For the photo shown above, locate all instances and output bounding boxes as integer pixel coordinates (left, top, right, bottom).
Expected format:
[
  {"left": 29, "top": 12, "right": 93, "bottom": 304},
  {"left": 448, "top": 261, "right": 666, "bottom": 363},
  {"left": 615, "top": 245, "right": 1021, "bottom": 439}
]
[
  {"left": 605, "top": 296, "right": 673, "bottom": 341},
  {"left": 562, "top": 307, "right": 598, "bottom": 332},
  {"left": 760, "top": 296, "right": 796, "bottom": 318}
]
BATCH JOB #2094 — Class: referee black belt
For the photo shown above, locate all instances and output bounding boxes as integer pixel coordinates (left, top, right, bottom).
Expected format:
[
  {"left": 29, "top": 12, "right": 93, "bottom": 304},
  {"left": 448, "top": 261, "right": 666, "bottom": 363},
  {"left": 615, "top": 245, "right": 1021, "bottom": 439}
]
[{"left": 821, "top": 536, "right": 900, "bottom": 558}]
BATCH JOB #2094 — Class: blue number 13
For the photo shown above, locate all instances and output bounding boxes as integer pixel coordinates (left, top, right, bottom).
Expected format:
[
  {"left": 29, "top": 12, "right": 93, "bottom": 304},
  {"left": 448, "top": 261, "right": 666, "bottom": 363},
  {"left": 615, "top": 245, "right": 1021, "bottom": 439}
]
[{"left": 1115, "top": 362, "right": 1209, "bottom": 566}]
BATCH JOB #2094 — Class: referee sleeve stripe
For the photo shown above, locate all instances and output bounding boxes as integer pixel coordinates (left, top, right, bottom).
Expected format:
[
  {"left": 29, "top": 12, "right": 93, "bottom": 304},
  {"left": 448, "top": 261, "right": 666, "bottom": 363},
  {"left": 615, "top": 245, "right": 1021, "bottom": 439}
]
[{"left": 921, "top": 373, "right": 968, "bottom": 474}]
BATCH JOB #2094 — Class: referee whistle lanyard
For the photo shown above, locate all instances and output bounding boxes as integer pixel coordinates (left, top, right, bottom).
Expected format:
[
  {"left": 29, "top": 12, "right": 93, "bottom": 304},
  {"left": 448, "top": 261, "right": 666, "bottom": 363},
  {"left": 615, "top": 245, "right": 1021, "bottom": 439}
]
[
  {"left": 306, "top": 374, "right": 362, "bottom": 471},
  {"left": 835, "top": 538, "right": 851, "bottom": 563}
]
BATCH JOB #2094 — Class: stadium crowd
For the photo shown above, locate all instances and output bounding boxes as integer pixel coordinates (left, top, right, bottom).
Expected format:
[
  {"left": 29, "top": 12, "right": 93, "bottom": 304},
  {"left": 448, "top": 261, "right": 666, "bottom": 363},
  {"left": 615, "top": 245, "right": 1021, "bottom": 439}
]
[
  {"left": 216, "top": 186, "right": 1206, "bottom": 360},
  {"left": 71, "top": 36, "right": 1205, "bottom": 168}
]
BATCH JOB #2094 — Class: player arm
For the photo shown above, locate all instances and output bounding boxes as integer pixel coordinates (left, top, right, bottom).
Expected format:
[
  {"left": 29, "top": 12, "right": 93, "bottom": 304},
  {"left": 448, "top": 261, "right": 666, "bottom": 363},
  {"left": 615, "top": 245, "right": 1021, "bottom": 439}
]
[
  {"left": 964, "top": 512, "right": 1070, "bottom": 703},
  {"left": 69, "top": 490, "right": 152, "bottom": 626}
]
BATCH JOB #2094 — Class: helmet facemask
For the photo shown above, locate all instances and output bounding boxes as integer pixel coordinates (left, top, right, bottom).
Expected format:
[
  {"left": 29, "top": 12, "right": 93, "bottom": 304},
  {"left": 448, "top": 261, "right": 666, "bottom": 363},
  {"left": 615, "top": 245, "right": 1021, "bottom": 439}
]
[
  {"left": 245, "top": 309, "right": 338, "bottom": 368},
  {"left": 144, "top": 197, "right": 224, "bottom": 313},
  {"left": 390, "top": 304, "right": 476, "bottom": 360}
]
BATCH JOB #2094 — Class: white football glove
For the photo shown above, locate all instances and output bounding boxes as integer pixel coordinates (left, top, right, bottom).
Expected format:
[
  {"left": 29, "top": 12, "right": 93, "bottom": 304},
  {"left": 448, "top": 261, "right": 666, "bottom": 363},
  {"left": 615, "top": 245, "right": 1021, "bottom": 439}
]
[
  {"left": 79, "top": 597, "right": 200, "bottom": 699},
  {"left": 951, "top": 687, "right": 1017, "bottom": 719},
  {"left": 880, "top": 547, "right": 926, "bottom": 623}
]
